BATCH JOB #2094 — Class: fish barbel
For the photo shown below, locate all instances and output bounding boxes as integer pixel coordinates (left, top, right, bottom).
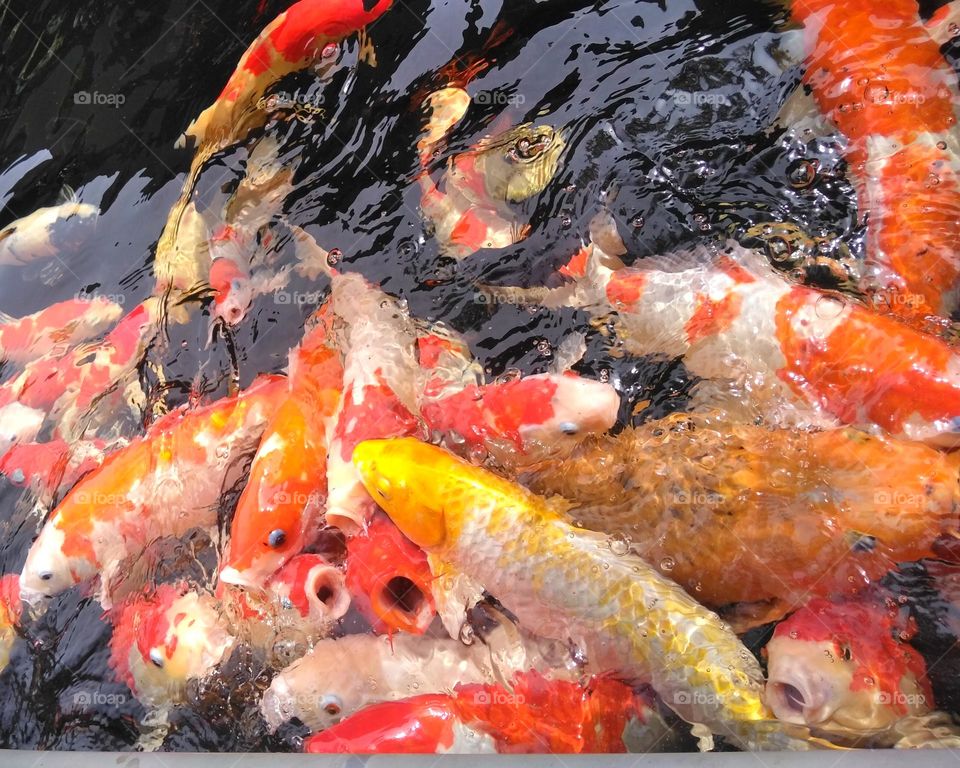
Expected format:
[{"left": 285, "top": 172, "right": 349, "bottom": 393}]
[{"left": 353, "top": 437, "right": 819, "bottom": 750}]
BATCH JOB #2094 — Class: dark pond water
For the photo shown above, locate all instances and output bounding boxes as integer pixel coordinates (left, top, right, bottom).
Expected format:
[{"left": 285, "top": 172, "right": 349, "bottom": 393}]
[{"left": 0, "top": 0, "right": 956, "bottom": 752}]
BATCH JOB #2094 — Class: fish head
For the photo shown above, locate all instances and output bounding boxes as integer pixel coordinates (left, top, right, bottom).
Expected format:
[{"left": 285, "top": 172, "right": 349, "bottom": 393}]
[
  {"left": 764, "top": 598, "right": 933, "bottom": 735},
  {"left": 20, "top": 522, "right": 84, "bottom": 606},
  {"left": 109, "top": 584, "right": 234, "bottom": 705},
  {"left": 475, "top": 123, "right": 566, "bottom": 204},
  {"left": 513, "top": 374, "right": 619, "bottom": 451},
  {"left": 267, "top": 553, "right": 351, "bottom": 624},
  {"left": 0, "top": 403, "right": 45, "bottom": 456},
  {"left": 209, "top": 256, "right": 253, "bottom": 327},
  {"left": 353, "top": 438, "right": 475, "bottom": 551}
]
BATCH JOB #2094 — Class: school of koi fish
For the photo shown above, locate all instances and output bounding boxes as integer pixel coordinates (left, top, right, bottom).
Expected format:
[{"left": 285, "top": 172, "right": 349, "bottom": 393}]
[{"left": 3, "top": 0, "right": 960, "bottom": 754}]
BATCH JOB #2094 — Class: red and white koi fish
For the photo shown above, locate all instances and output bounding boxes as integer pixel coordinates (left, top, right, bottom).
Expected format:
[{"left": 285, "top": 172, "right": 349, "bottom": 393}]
[
  {"left": 0, "top": 298, "right": 123, "bottom": 366},
  {"left": 220, "top": 322, "right": 343, "bottom": 589},
  {"left": 108, "top": 582, "right": 236, "bottom": 707},
  {"left": 548, "top": 240, "right": 960, "bottom": 445},
  {"left": 304, "top": 671, "right": 656, "bottom": 754},
  {"left": 0, "top": 438, "right": 108, "bottom": 509},
  {"left": 19, "top": 374, "right": 285, "bottom": 607},
  {"left": 345, "top": 513, "right": 436, "bottom": 635},
  {"left": 765, "top": 597, "right": 934, "bottom": 740},
  {"left": 0, "top": 574, "right": 22, "bottom": 674},
  {"left": 420, "top": 372, "right": 619, "bottom": 463},
  {"left": 264, "top": 552, "right": 351, "bottom": 626},
  {"left": 791, "top": 0, "right": 960, "bottom": 324},
  {"left": 261, "top": 623, "right": 577, "bottom": 733},
  {"left": 0, "top": 299, "right": 161, "bottom": 442},
  {"left": 0, "top": 187, "right": 98, "bottom": 267}
]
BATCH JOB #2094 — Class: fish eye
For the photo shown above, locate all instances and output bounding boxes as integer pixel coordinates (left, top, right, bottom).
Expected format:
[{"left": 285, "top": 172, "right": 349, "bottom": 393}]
[
  {"left": 39, "top": 572, "right": 53, "bottom": 582},
  {"left": 149, "top": 648, "right": 165, "bottom": 668},
  {"left": 838, "top": 643, "right": 853, "bottom": 662},
  {"left": 319, "top": 694, "right": 343, "bottom": 717},
  {"left": 267, "top": 529, "right": 287, "bottom": 548},
  {"left": 558, "top": 421, "right": 579, "bottom": 435}
]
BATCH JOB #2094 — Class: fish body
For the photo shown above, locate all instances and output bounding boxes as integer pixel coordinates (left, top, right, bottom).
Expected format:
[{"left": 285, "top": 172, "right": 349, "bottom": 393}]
[
  {"left": 791, "top": 0, "right": 960, "bottom": 321},
  {"left": 564, "top": 242, "right": 960, "bottom": 445},
  {"left": 0, "top": 402, "right": 45, "bottom": 458},
  {"left": 511, "top": 411, "right": 960, "bottom": 627},
  {"left": 221, "top": 324, "right": 343, "bottom": 588},
  {"left": 0, "top": 574, "right": 21, "bottom": 674},
  {"left": 420, "top": 121, "right": 564, "bottom": 259},
  {"left": 0, "top": 298, "right": 123, "bottom": 365},
  {"left": 345, "top": 513, "right": 436, "bottom": 635},
  {"left": 261, "top": 624, "right": 574, "bottom": 733},
  {"left": 0, "top": 299, "right": 160, "bottom": 441},
  {"left": 19, "top": 374, "right": 285, "bottom": 606},
  {"left": 0, "top": 438, "right": 108, "bottom": 508},
  {"left": 353, "top": 437, "right": 813, "bottom": 750},
  {"left": 0, "top": 198, "right": 98, "bottom": 266},
  {"left": 304, "top": 671, "right": 655, "bottom": 754},
  {"left": 765, "top": 597, "right": 934, "bottom": 739}
]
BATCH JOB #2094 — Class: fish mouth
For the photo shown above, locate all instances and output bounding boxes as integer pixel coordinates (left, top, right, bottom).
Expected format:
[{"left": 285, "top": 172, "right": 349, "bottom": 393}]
[
  {"left": 766, "top": 675, "right": 835, "bottom": 726},
  {"left": 371, "top": 573, "right": 433, "bottom": 634},
  {"left": 303, "top": 562, "right": 351, "bottom": 621}
]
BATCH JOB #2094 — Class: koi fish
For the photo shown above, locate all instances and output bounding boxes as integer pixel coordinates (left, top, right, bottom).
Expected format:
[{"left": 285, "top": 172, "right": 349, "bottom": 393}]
[
  {"left": 764, "top": 597, "right": 934, "bottom": 740},
  {"left": 265, "top": 552, "right": 351, "bottom": 626},
  {"left": 0, "top": 188, "right": 98, "bottom": 267},
  {"left": 547, "top": 241, "right": 960, "bottom": 445},
  {"left": 0, "top": 298, "right": 123, "bottom": 366},
  {"left": 420, "top": 118, "right": 565, "bottom": 259},
  {"left": 790, "top": 0, "right": 960, "bottom": 323},
  {"left": 0, "top": 299, "right": 161, "bottom": 442},
  {"left": 510, "top": 410, "right": 960, "bottom": 629},
  {"left": 19, "top": 374, "right": 285, "bottom": 607},
  {"left": 420, "top": 372, "right": 619, "bottom": 464},
  {"left": 108, "top": 582, "right": 236, "bottom": 707},
  {"left": 0, "top": 438, "right": 108, "bottom": 509},
  {"left": 261, "top": 621, "right": 576, "bottom": 733},
  {"left": 0, "top": 402, "right": 45, "bottom": 458},
  {"left": 323, "top": 272, "right": 421, "bottom": 534},
  {"left": 0, "top": 575, "right": 22, "bottom": 675},
  {"left": 220, "top": 324, "right": 343, "bottom": 589},
  {"left": 353, "top": 437, "right": 822, "bottom": 751},
  {"left": 304, "top": 671, "right": 656, "bottom": 754},
  {"left": 345, "top": 513, "right": 436, "bottom": 635},
  {"left": 155, "top": 0, "right": 392, "bottom": 304}
]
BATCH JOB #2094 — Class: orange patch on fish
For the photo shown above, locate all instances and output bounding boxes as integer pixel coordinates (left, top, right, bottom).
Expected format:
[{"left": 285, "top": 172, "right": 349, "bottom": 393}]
[
  {"left": 604, "top": 269, "right": 647, "bottom": 308},
  {"left": 685, "top": 291, "right": 742, "bottom": 346}
]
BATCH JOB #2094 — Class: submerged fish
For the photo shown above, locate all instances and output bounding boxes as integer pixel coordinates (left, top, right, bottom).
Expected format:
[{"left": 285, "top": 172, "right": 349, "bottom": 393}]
[
  {"left": 0, "top": 298, "right": 123, "bottom": 366},
  {"left": 0, "top": 575, "right": 21, "bottom": 675},
  {"left": 304, "top": 671, "right": 658, "bottom": 754},
  {"left": 510, "top": 411, "right": 960, "bottom": 627},
  {"left": 764, "top": 597, "right": 935, "bottom": 741},
  {"left": 261, "top": 622, "right": 575, "bottom": 733},
  {"left": 19, "top": 374, "right": 285, "bottom": 606},
  {"left": 420, "top": 117, "right": 565, "bottom": 259},
  {"left": 353, "top": 437, "right": 815, "bottom": 750},
  {"left": 0, "top": 189, "right": 98, "bottom": 267}
]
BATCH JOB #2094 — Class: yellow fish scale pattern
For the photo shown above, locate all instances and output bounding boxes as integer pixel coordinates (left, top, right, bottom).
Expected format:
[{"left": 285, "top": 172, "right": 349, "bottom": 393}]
[{"left": 354, "top": 438, "right": 815, "bottom": 750}]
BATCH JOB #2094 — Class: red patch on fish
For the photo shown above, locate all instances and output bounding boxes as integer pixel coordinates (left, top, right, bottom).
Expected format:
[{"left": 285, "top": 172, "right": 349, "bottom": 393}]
[
  {"left": 559, "top": 246, "right": 590, "bottom": 280},
  {"left": 774, "top": 598, "right": 933, "bottom": 715},
  {"left": 449, "top": 209, "right": 490, "bottom": 252},
  {"left": 685, "top": 291, "right": 742, "bottom": 345},
  {"left": 604, "top": 269, "right": 647, "bottom": 308},
  {"left": 334, "top": 377, "right": 418, "bottom": 462}
]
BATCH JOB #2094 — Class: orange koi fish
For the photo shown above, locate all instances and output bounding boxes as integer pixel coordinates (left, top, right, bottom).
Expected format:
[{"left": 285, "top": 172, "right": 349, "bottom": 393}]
[
  {"left": 220, "top": 323, "right": 343, "bottom": 589},
  {"left": 765, "top": 597, "right": 935, "bottom": 741},
  {"left": 304, "top": 671, "right": 656, "bottom": 754},
  {"left": 19, "top": 374, "right": 285, "bottom": 607},
  {"left": 345, "top": 513, "right": 436, "bottom": 635},
  {"left": 791, "top": 0, "right": 960, "bottom": 323},
  {"left": 0, "top": 298, "right": 123, "bottom": 366}
]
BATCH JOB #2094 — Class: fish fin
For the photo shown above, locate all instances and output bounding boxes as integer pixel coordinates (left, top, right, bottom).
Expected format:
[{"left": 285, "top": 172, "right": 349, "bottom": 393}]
[
  {"left": 357, "top": 29, "right": 378, "bottom": 67},
  {"left": 58, "top": 184, "right": 79, "bottom": 204},
  {"left": 770, "top": 86, "right": 834, "bottom": 136},
  {"left": 719, "top": 598, "right": 789, "bottom": 634},
  {"left": 0, "top": 310, "right": 15, "bottom": 324},
  {"left": 38, "top": 259, "right": 67, "bottom": 287}
]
